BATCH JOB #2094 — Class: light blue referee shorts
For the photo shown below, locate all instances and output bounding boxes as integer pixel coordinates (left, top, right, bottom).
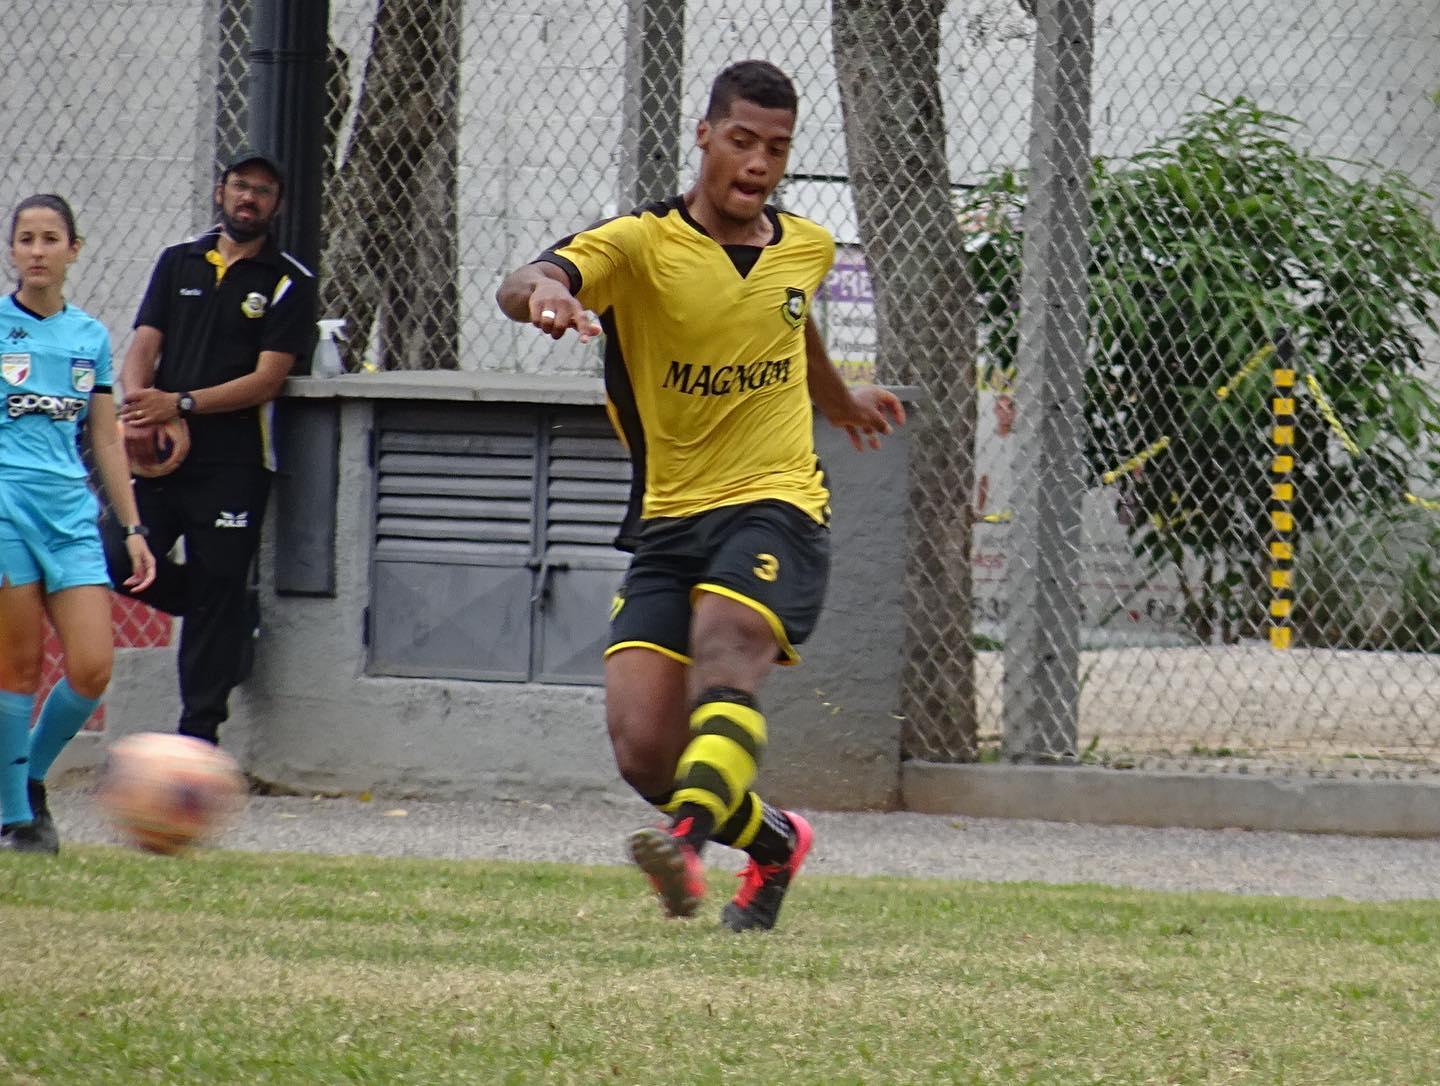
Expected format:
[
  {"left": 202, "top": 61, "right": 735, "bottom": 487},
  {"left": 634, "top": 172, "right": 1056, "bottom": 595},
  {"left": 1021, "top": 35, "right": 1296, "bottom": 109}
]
[{"left": 0, "top": 473, "right": 110, "bottom": 593}]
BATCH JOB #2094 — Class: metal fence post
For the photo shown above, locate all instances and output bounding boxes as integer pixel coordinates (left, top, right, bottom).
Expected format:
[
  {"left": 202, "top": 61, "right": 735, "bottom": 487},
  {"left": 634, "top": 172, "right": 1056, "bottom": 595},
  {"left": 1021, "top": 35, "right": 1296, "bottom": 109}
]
[
  {"left": 1002, "top": 0, "right": 1095, "bottom": 763},
  {"left": 250, "top": 0, "right": 335, "bottom": 596},
  {"left": 620, "top": 0, "right": 685, "bottom": 208},
  {"left": 248, "top": 0, "right": 329, "bottom": 301}
]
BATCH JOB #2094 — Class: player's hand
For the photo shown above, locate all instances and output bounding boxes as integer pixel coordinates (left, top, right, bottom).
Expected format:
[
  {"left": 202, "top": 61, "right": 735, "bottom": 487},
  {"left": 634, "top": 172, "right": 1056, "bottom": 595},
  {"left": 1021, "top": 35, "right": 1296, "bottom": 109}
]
[
  {"left": 826, "top": 384, "right": 907, "bottom": 451},
  {"left": 123, "top": 534, "right": 157, "bottom": 593},
  {"left": 529, "top": 286, "right": 601, "bottom": 344},
  {"left": 120, "top": 387, "right": 181, "bottom": 426}
]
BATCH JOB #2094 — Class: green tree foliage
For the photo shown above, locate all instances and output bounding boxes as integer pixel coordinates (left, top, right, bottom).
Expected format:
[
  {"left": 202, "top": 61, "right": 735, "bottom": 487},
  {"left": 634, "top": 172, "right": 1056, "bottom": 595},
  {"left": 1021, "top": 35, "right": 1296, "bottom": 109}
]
[{"left": 963, "top": 97, "right": 1440, "bottom": 642}]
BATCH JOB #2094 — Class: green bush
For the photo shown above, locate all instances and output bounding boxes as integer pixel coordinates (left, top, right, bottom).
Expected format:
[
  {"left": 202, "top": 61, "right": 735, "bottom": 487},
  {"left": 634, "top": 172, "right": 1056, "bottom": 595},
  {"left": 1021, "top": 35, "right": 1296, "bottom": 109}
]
[
  {"left": 964, "top": 97, "right": 1440, "bottom": 644},
  {"left": 1291, "top": 513, "right": 1440, "bottom": 652}
]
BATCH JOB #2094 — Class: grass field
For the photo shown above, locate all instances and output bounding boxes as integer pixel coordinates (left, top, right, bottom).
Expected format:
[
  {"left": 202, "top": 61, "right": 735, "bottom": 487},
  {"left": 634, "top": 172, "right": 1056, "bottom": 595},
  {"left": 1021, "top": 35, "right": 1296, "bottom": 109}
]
[{"left": 1, "top": 846, "right": 1436, "bottom": 1085}]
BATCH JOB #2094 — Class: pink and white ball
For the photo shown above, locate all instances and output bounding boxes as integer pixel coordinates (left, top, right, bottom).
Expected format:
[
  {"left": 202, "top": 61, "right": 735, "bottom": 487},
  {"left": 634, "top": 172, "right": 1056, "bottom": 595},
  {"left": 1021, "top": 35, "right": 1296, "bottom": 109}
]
[{"left": 97, "top": 732, "right": 246, "bottom": 855}]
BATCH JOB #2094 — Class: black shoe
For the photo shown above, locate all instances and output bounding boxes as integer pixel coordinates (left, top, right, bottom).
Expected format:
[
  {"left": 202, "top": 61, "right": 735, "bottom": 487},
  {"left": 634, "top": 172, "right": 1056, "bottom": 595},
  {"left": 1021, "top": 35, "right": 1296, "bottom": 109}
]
[
  {"left": 628, "top": 820, "right": 706, "bottom": 919},
  {"left": 0, "top": 821, "right": 58, "bottom": 854},
  {"left": 720, "top": 811, "right": 814, "bottom": 932},
  {"left": 27, "top": 778, "right": 59, "bottom": 853}
]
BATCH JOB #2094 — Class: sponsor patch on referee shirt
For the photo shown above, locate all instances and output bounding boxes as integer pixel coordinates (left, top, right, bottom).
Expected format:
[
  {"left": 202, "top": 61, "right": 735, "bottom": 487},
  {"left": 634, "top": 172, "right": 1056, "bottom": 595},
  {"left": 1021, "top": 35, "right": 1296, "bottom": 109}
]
[
  {"left": 71, "top": 357, "right": 95, "bottom": 392},
  {"left": 2, "top": 352, "right": 31, "bottom": 385}
]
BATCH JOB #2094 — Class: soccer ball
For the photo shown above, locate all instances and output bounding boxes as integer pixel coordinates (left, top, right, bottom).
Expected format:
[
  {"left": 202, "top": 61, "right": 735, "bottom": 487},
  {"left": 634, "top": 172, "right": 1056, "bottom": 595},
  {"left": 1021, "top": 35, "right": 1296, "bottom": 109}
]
[
  {"left": 96, "top": 732, "right": 246, "bottom": 855},
  {"left": 124, "top": 418, "right": 191, "bottom": 478}
]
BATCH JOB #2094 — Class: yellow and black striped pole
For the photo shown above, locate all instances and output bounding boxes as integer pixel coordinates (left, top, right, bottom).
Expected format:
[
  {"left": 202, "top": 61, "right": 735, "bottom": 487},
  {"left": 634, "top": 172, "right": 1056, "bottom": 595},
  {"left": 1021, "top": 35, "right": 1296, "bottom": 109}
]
[{"left": 1269, "top": 331, "right": 1297, "bottom": 649}]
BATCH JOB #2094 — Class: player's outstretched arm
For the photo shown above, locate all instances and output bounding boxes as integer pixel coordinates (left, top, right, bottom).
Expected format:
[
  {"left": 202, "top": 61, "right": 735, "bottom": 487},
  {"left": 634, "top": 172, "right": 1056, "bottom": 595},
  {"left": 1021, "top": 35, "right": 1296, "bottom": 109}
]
[
  {"left": 496, "top": 262, "right": 601, "bottom": 343},
  {"left": 803, "top": 316, "right": 906, "bottom": 451}
]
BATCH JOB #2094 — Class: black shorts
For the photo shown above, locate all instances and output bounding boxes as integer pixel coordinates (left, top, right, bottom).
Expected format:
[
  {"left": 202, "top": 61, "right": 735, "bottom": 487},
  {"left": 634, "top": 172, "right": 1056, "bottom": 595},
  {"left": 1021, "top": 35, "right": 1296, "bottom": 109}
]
[{"left": 607, "top": 499, "right": 831, "bottom": 665}]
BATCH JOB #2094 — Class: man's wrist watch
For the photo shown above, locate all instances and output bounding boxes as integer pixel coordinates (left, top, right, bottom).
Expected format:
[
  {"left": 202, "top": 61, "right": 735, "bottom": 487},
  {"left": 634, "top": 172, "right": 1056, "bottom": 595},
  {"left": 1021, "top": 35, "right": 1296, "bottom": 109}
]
[
  {"left": 123, "top": 524, "right": 149, "bottom": 539},
  {"left": 177, "top": 392, "right": 196, "bottom": 418}
]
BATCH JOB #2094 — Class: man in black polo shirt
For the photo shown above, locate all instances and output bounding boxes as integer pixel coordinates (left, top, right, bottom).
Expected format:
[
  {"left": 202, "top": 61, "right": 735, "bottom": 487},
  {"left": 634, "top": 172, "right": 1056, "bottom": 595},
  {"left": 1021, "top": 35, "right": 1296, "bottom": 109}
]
[{"left": 107, "top": 148, "right": 317, "bottom": 745}]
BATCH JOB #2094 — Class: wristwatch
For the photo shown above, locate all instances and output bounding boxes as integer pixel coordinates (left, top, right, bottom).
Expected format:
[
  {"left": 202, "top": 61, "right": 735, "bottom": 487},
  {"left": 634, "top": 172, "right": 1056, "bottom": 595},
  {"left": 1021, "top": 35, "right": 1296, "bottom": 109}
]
[
  {"left": 177, "top": 392, "right": 196, "bottom": 418},
  {"left": 123, "top": 524, "right": 149, "bottom": 539}
]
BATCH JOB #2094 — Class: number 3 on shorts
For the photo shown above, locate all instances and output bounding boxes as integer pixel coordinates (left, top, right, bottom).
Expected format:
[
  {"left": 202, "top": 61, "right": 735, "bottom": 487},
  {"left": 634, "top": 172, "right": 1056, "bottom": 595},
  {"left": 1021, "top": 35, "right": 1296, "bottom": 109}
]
[{"left": 753, "top": 552, "right": 779, "bottom": 582}]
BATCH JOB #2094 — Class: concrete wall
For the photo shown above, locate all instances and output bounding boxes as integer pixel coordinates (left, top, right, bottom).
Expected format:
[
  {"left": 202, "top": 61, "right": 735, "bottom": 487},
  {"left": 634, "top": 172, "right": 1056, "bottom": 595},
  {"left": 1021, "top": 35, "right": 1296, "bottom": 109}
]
[
  {"left": 180, "top": 373, "right": 913, "bottom": 809},
  {"left": 904, "top": 762, "right": 1440, "bottom": 837}
]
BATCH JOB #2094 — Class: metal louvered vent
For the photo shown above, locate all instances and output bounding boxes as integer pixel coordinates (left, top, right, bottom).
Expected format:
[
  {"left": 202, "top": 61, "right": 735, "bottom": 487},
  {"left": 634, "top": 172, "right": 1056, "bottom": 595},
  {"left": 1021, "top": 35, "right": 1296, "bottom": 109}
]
[
  {"left": 374, "top": 412, "right": 537, "bottom": 564},
  {"left": 369, "top": 404, "right": 627, "bottom": 686},
  {"left": 544, "top": 412, "right": 632, "bottom": 569}
]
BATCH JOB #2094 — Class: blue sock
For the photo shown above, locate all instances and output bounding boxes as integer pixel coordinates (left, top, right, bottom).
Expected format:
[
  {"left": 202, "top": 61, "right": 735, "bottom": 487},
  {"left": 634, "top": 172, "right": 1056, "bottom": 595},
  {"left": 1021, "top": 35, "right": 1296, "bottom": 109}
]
[
  {"left": 29, "top": 677, "right": 101, "bottom": 782},
  {"left": 0, "top": 689, "right": 37, "bottom": 825}
]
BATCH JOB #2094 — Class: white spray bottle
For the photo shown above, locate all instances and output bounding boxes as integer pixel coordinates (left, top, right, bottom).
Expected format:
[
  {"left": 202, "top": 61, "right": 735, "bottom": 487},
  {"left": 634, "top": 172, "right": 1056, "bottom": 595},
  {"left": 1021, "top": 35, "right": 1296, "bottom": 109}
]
[{"left": 314, "top": 318, "right": 347, "bottom": 377}]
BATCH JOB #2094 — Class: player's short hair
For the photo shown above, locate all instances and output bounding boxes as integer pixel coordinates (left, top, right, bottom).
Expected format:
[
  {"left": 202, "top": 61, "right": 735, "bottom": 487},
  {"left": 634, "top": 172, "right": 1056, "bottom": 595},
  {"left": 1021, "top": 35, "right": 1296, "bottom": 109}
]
[
  {"left": 705, "top": 60, "right": 798, "bottom": 122},
  {"left": 9, "top": 194, "right": 79, "bottom": 244}
]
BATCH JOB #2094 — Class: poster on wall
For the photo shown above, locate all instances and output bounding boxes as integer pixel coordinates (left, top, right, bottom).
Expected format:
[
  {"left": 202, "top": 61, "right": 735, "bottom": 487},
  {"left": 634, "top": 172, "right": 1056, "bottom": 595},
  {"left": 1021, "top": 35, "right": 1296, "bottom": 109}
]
[{"left": 816, "top": 245, "right": 877, "bottom": 383}]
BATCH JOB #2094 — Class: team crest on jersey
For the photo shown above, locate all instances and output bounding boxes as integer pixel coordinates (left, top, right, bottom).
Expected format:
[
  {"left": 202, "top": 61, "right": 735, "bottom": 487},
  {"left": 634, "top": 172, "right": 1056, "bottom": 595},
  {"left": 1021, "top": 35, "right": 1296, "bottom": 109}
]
[
  {"left": 780, "top": 287, "right": 807, "bottom": 329},
  {"left": 2, "top": 352, "right": 31, "bottom": 385},
  {"left": 71, "top": 358, "right": 96, "bottom": 393},
  {"left": 241, "top": 292, "right": 267, "bottom": 319}
]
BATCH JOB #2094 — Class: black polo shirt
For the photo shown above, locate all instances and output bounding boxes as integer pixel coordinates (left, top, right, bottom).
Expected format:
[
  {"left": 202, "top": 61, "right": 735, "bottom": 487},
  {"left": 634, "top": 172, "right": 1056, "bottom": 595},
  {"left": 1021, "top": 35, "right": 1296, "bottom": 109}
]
[{"left": 134, "top": 228, "right": 316, "bottom": 467}]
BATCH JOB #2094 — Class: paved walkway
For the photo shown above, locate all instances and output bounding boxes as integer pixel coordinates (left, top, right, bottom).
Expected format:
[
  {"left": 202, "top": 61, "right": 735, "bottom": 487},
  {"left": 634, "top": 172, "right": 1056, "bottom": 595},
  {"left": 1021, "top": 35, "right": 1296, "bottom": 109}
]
[{"left": 43, "top": 784, "right": 1440, "bottom": 903}]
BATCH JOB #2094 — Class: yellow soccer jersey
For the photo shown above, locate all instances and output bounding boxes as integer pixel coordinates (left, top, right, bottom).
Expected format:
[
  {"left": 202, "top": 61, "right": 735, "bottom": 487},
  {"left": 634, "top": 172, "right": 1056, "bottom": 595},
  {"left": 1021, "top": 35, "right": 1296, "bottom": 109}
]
[{"left": 541, "top": 196, "right": 835, "bottom": 535}]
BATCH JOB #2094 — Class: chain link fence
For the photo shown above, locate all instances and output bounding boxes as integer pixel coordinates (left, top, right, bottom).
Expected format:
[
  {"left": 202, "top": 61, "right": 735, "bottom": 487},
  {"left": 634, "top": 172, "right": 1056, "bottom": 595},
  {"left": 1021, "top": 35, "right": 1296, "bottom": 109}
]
[
  {"left": 5, "top": 0, "right": 1438, "bottom": 776},
  {"left": 964, "top": 0, "right": 1440, "bottom": 779}
]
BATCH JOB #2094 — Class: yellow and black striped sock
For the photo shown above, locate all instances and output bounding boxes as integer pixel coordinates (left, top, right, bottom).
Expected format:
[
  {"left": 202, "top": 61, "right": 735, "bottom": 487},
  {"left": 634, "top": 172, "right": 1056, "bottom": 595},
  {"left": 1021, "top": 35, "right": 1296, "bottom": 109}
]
[
  {"left": 713, "top": 791, "right": 795, "bottom": 865},
  {"left": 672, "top": 687, "right": 766, "bottom": 850}
]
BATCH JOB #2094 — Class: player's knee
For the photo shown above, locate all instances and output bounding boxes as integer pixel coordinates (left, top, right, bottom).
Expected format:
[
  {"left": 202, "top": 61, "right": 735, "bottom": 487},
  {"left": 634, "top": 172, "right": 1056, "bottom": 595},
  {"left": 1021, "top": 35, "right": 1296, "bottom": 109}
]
[
  {"left": 65, "top": 657, "right": 113, "bottom": 700},
  {"left": 608, "top": 721, "right": 674, "bottom": 796}
]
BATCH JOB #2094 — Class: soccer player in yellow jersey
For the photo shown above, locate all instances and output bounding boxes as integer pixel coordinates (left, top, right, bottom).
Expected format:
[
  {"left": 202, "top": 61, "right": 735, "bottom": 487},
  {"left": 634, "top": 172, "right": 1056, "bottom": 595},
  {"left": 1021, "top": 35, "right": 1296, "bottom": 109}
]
[{"left": 497, "top": 61, "right": 904, "bottom": 931}]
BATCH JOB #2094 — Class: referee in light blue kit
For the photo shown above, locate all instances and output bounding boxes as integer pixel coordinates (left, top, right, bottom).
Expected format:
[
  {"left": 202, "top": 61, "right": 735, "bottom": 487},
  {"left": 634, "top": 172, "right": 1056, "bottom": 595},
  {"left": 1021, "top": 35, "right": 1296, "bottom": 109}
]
[
  {"left": 107, "top": 149, "right": 317, "bottom": 747},
  {"left": 0, "top": 194, "right": 156, "bottom": 854}
]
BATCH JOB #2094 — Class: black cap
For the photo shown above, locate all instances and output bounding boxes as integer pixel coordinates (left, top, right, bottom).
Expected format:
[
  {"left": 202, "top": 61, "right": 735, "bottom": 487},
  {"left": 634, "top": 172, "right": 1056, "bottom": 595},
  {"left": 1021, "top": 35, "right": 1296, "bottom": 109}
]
[{"left": 222, "top": 147, "right": 285, "bottom": 187}]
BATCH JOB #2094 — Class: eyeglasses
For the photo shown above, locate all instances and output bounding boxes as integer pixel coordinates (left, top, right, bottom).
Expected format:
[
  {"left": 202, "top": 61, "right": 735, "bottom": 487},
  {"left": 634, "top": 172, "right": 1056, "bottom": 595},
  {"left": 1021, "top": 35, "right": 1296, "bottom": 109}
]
[{"left": 227, "top": 178, "right": 278, "bottom": 199}]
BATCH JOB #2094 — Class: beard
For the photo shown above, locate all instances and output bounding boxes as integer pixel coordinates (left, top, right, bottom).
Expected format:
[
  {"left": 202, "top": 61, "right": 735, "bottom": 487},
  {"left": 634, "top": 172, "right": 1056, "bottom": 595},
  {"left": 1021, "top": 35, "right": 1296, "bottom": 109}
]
[{"left": 219, "top": 206, "right": 273, "bottom": 243}]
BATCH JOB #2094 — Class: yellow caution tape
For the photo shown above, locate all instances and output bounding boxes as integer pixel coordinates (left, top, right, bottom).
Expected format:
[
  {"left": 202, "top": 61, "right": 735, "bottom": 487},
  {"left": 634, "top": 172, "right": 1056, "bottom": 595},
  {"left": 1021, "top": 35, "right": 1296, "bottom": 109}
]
[
  {"left": 1100, "top": 436, "right": 1171, "bottom": 485},
  {"left": 1303, "top": 374, "right": 1361, "bottom": 456},
  {"left": 1405, "top": 492, "right": 1440, "bottom": 512},
  {"left": 1215, "top": 343, "right": 1275, "bottom": 400}
]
